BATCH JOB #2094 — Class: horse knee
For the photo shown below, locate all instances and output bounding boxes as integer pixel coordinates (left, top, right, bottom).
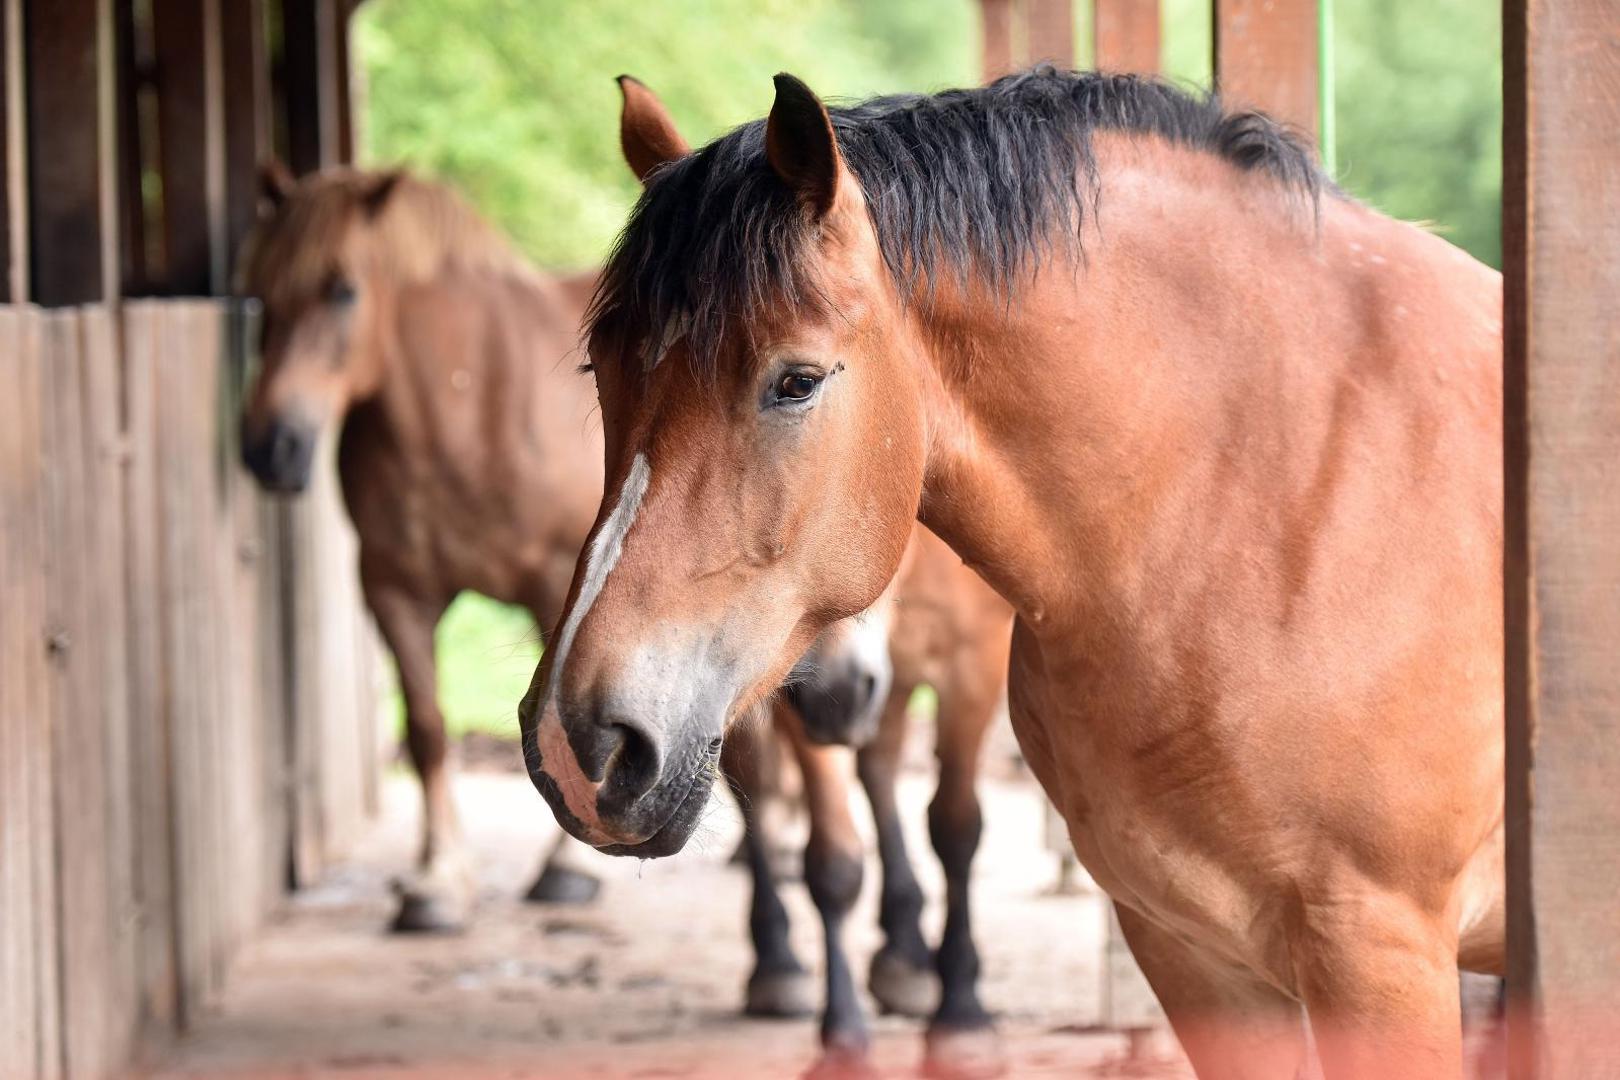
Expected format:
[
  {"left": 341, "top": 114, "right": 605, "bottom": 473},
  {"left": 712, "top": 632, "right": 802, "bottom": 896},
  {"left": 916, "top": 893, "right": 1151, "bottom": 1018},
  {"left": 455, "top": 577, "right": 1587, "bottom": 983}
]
[
  {"left": 805, "top": 841, "right": 863, "bottom": 918},
  {"left": 928, "top": 788, "right": 982, "bottom": 877}
]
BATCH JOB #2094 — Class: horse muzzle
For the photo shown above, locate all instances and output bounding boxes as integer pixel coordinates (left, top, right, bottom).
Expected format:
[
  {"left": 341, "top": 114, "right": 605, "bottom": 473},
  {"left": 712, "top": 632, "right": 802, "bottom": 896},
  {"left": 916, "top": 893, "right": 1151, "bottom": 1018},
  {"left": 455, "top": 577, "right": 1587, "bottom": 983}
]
[
  {"left": 241, "top": 415, "right": 318, "bottom": 493},
  {"left": 523, "top": 693, "right": 721, "bottom": 858}
]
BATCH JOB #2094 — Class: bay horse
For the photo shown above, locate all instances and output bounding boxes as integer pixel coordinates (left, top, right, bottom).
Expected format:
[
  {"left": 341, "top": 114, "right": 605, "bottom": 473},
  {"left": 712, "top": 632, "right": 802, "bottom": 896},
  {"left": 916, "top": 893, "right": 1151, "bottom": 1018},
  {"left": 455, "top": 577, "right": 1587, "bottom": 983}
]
[
  {"left": 521, "top": 69, "right": 1504, "bottom": 1080},
  {"left": 730, "top": 524, "right": 1013, "bottom": 1077},
  {"left": 237, "top": 165, "right": 896, "bottom": 933}
]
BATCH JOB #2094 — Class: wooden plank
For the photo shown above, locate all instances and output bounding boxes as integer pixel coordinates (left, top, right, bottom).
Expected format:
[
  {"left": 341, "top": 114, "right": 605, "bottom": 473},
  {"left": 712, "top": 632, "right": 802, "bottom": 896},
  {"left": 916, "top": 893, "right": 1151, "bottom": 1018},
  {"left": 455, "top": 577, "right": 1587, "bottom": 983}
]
[
  {"left": 279, "top": 0, "right": 342, "bottom": 174},
  {"left": 24, "top": 0, "right": 116, "bottom": 305},
  {"left": 1025, "top": 0, "right": 1074, "bottom": 69},
  {"left": 42, "top": 309, "right": 118, "bottom": 1080},
  {"left": 1212, "top": 0, "right": 1318, "bottom": 138},
  {"left": 3, "top": 0, "right": 24, "bottom": 303},
  {"left": 119, "top": 301, "right": 181, "bottom": 1035},
  {"left": 980, "top": 0, "right": 1017, "bottom": 84},
  {"left": 1094, "top": 0, "right": 1160, "bottom": 73},
  {"left": 1503, "top": 0, "right": 1620, "bottom": 1076},
  {"left": 79, "top": 303, "right": 138, "bottom": 1070},
  {"left": 220, "top": 0, "right": 269, "bottom": 275},
  {"left": 0, "top": 307, "right": 39, "bottom": 1078},
  {"left": 153, "top": 0, "right": 225, "bottom": 294}
]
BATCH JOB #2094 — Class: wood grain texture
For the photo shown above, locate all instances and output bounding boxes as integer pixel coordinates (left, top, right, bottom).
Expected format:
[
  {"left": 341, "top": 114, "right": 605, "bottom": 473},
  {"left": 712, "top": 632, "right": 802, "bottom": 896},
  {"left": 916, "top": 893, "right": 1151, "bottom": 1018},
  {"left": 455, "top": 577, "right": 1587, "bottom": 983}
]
[{"left": 1213, "top": 0, "right": 1318, "bottom": 138}]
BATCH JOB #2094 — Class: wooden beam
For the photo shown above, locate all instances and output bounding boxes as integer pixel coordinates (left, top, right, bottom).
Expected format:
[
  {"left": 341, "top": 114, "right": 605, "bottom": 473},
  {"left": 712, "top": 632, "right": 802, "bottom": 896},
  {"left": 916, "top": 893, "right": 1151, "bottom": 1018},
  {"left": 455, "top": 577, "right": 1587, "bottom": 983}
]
[
  {"left": 980, "top": 0, "right": 1017, "bottom": 84},
  {"left": 23, "top": 0, "right": 118, "bottom": 306},
  {"left": 1212, "top": 0, "right": 1318, "bottom": 138},
  {"left": 1, "top": 0, "right": 16, "bottom": 302},
  {"left": 1094, "top": 0, "right": 1160, "bottom": 74},
  {"left": 279, "top": 0, "right": 344, "bottom": 174},
  {"left": 152, "top": 0, "right": 225, "bottom": 295},
  {"left": 1025, "top": 0, "right": 1074, "bottom": 69},
  {"left": 1503, "top": 0, "right": 1620, "bottom": 1076},
  {"left": 219, "top": 0, "right": 268, "bottom": 280}
]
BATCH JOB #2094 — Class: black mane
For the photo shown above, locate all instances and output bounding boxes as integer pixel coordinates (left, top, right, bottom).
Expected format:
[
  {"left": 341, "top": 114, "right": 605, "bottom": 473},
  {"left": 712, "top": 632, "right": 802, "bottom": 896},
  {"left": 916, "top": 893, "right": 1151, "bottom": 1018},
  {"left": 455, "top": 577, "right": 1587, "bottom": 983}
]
[{"left": 590, "top": 67, "right": 1326, "bottom": 374}]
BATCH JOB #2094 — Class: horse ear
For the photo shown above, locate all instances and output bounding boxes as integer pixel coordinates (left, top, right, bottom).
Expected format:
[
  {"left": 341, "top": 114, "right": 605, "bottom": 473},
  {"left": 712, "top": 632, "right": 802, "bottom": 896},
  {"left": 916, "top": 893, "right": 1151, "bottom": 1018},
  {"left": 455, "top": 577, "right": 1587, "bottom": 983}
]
[
  {"left": 618, "top": 75, "right": 690, "bottom": 184},
  {"left": 260, "top": 158, "right": 296, "bottom": 208},
  {"left": 765, "top": 73, "right": 841, "bottom": 218},
  {"left": 360, "top": 170, "right": 405, "bottom": 218}
]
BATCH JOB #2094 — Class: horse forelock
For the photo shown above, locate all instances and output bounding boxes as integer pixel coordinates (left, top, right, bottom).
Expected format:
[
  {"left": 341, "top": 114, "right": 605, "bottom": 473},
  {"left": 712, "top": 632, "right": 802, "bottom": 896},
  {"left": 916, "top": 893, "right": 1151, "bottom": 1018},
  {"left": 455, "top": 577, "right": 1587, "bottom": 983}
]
[{"left": 587, "top": 66, "right": 1330, "bottom": 387}]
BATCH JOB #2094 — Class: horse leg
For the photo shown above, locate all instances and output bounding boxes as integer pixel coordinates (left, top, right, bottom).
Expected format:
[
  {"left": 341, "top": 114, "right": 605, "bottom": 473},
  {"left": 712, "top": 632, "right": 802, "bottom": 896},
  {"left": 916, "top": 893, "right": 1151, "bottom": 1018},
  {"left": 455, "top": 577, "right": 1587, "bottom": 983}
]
[
  {"left": 525, "top": 830, "right": 601, "bottom": 904},
  {"left": 921, "top": 691, "right": 1001, "bottom": 1079},
  {"left": 782, "top": 708, "right": 875, "bottom": 1078},
  {"left": 1115, "top": 903, "right": 1309, "bottom": 1080},
  {"left": 724, "top": 717, "right": 814, "bottom": 1019},
  {"left": 365, "top": 581, "right": 469, "bottom": 933},
  {"left": 856, "top": 686, "right": 937, "bottom": 1018},
  {"left": 1294, "top": 897, "right": 1464, "bottom": 1080}
]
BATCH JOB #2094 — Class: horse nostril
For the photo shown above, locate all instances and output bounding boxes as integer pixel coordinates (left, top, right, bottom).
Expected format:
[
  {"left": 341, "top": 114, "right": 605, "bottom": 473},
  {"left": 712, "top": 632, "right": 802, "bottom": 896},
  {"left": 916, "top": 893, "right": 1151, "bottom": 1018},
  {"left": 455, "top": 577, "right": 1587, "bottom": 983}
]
[
  {"left": 600, "top": 720, "right": 662, "bottom": 803},
  {"left": 856, "top": 673, "right": 878, "bottom": 711}
]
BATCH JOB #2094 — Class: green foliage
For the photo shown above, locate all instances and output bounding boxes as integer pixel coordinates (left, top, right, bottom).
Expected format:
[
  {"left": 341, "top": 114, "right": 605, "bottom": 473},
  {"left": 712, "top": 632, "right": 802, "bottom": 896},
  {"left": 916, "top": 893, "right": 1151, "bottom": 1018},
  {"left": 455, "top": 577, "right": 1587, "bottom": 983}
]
[
  {"left": 1330, "top": 0, "right": 1501, "bottom": 266},
  {"left": 356, "top": 0, "right": 975, "bottom": 270},
  {"left": 381, "top": 593, "right": 539, "bottom": 740}
]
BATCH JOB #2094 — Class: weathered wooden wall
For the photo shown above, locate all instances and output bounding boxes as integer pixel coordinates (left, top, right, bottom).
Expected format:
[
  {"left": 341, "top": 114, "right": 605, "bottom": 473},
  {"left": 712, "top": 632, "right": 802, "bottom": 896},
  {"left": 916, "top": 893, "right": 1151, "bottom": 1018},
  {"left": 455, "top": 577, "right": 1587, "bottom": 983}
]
[
  {"left": 0, "top": 0, "right": 376, "bottom": 1077},
  {"left": 0, "top": 301, "right": 379, "bottom": 1079}
]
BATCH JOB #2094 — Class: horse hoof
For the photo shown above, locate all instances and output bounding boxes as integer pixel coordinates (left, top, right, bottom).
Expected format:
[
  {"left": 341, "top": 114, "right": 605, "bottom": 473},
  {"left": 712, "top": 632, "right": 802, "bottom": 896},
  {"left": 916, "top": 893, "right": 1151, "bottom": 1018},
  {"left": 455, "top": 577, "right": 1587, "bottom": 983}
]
[
  {"left": 868, "top": 948, "right": 938, "bottom": 1018},
  {"left": 524, "top": 864, "right": 602, "bottom": 905},
  {"left": 923, "top": 1024, "right": 1005, "bottom": 1080},
  {"left": 389, "top": 890, "right": 468, "bottom": 934},
  {"left": 801, "top": 1046, "right": 879, "bottom": 1080},
  {"left": 745, "top": 965, "right": 817, "bottom": 1018}
]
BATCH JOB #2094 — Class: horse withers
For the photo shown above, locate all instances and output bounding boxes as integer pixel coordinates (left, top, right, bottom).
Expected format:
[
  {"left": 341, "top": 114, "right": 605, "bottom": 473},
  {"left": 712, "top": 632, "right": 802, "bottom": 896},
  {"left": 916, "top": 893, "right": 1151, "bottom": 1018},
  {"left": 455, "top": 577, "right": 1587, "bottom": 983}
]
[{"left": 522, "top": 70, "right": 1504, "bottom": 1080}]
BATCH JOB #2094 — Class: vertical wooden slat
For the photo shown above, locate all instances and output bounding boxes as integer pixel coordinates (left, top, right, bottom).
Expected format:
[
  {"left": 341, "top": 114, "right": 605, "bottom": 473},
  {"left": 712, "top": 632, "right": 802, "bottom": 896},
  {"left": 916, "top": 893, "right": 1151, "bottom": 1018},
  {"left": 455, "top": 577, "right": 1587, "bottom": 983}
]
[
  {"left": 121, "top": 301, "right": 181, "bottom": 1035},
  {"left": 1025, "top": 0, "right": 1074, "bottom": 68},
  {"left": 24, "top": 0, "right": 117, "bottom": 305},
  {"left": 279, "top": 0, "right": 343, "bottom": 174},
  {"left": 1, "top": 0, "right": 11, "bottom": 302},
  {"left": 980, "top": 0, "right": 1018, "bottom": 83},
  {"left": 80, "top": 303, "right": 139, "bottom": 1070},
  {"left": 1503, "top": 0, "right": 1620, "bottom": 1076},
  {"left": 1212, "top": 0, "right": 1318, "bottom": 138},
  {"left": 3, "top": 0, "right": 24, "bottom": 303},
  {"left": 1094, "top": 0, "right": 1160, "bottom": 73},
  {"left": 152, "top": 0, "right": 225, "bottom": 294},
  {"left": 42, "top": 310, "right": 119, "bottom": 1080},
  {"left": 220, "top": 0, "right": 269, "bottom": 275}
]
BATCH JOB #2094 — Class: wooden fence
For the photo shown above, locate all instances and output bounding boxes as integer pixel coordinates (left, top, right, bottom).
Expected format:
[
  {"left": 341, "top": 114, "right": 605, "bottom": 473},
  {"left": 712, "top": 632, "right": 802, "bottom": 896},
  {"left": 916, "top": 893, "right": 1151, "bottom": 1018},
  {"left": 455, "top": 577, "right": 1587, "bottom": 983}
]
[{"left": 0, "top": 298, "right": 379, "bottom": 1080}]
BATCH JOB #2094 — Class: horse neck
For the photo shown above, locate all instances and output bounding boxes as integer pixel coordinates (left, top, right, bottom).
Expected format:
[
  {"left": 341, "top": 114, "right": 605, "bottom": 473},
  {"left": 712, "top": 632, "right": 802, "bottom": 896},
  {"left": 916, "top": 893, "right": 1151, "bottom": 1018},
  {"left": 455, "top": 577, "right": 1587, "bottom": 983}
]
[
  {"left": 367, "top": 266, "right": 588, "bottom": 452},
  {"left": 911, "top": 154, "right": 1364, "bottom": 641}
]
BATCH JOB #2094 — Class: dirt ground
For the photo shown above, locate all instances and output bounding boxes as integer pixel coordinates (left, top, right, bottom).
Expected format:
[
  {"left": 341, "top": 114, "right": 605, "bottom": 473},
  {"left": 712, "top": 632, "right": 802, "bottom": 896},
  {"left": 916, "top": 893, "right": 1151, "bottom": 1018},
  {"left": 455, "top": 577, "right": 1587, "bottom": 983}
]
[{"left": 143, "top": 732, "right": 1191, "bottom": 1080}]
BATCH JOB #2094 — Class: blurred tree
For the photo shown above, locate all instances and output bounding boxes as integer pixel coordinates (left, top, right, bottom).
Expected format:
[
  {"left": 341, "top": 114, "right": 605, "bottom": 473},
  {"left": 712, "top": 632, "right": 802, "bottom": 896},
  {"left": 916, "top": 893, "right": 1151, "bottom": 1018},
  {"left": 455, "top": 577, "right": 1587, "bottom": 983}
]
[{"left": 355, "top": 0, "right": 975, "bottom": 269}]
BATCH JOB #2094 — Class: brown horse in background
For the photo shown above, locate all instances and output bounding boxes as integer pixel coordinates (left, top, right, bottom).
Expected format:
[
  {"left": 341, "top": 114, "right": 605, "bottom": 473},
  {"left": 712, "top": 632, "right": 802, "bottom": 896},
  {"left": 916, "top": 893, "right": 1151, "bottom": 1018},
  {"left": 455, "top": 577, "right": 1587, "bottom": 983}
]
[
  {"left": 730, "top": 525, "right": 1013, "bottom": 1078},
  {"left": 238, "top": 165, "right": 611, "bottom": 929},
  {"left": 524, "top": 69, "right": 1504, "bottom": 1080}
]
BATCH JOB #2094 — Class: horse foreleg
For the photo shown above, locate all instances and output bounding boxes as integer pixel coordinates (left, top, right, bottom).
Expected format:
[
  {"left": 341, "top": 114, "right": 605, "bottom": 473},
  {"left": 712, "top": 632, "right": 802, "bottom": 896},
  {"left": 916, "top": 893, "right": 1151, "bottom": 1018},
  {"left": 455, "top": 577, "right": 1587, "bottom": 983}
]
[
  {"left": 921, "top": 692, "right": 1000, "bottom": 1079},
  {"left": 856, "top": 687, "right": 937, "bottom": 1018},
  {"left": 782, "top": 706, "right": 875, "bottom": 1077},
  {"left": 722, "top": 718, "right": 814, "bottom": 1019},
  {"left": 1295, "top": 895, "right": 1464, "bottom": 1080},
  {"left": 365, "top": 580, "right": 469, "bottom": 933},
  {"left": 1114, "top": 903, "right": 1308, "bottom": 1080}
]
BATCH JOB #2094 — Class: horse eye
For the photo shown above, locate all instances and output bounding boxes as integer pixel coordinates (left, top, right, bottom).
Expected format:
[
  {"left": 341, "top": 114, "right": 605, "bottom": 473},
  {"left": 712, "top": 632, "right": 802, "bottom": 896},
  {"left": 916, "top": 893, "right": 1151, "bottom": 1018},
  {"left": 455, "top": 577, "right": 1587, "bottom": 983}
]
[
  {"left": 326, "top": 277, "right": 356, "bottom": 306},
  {"left": 776, "top": 372, "right": 821, "bottom": 402}
]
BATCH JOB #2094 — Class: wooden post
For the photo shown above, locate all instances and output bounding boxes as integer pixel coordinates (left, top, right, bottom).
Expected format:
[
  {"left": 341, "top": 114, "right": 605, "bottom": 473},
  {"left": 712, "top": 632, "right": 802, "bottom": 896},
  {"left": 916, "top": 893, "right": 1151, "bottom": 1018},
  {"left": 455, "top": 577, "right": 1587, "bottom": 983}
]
[
  {"left": 1, "top": 0, "right": 21, "bottom": 302},
  {"left": 23, "top": 0, "right": 119, "bottom": 305},
  {"left": 1502, "top": 0, "right": 1620, "bottom": 1076},
  {"left": 1094, "top": 0, "right": 1160, "bottom": 73},
  {"left": 981, "top": 0, "right": 1018, "bottom": 83},
  {"left": 220, "top": 0, "right": 269, "bottom": 277},
  {"left": 1026, "top": 0, "right": 1074, "bottom": 68},
  {"left": 280, "top": 0, "right": 346, "bottom": 173},
  {"left": 153, "top": 0, "right": 226, "bottom": 295},
  {"left": 1212, "top": 0, "right": 1318, "bottom": 138}
]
